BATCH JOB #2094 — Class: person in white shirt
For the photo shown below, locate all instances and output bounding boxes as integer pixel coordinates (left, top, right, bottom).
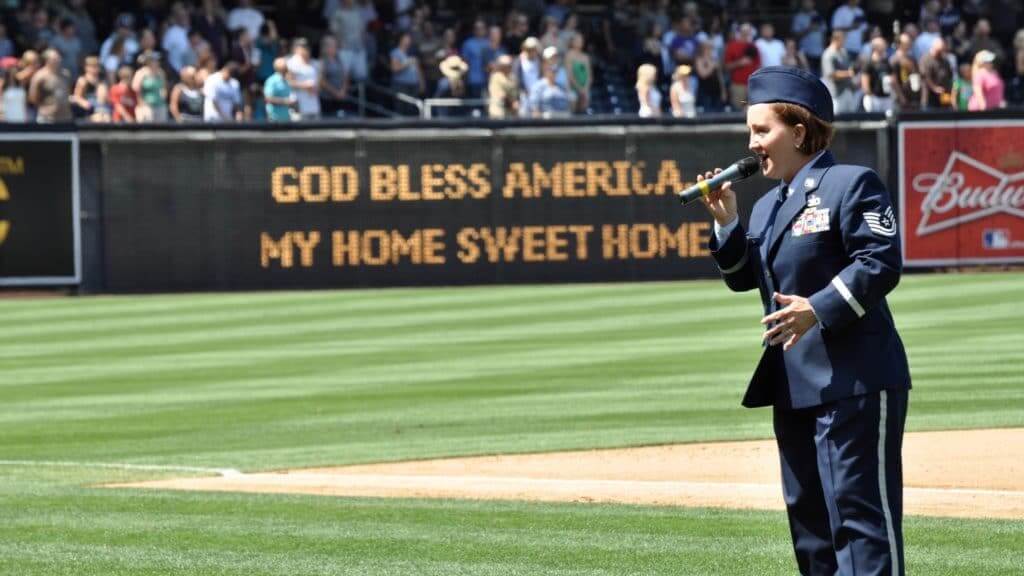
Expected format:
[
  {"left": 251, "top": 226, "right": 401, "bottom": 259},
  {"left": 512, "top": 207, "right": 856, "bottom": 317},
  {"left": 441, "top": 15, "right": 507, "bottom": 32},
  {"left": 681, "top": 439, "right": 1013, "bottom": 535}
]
[
  {"left": 831, "top": 0, "right": 867, "bottom": 56},
  {"left": 161, "top": 2, "right": 191, "bottom": 73},
  {"left": 286, "top": 38, "right": 321, "bottom": 118},
  {"left": 203, "top": 62, "right": 242, "bottom": 121},
  {"left": 756, "top": 23, "right": 786, "bottom": 68},
  {"left": 227, "top": 0, "right": 264, "bottom": 44}
]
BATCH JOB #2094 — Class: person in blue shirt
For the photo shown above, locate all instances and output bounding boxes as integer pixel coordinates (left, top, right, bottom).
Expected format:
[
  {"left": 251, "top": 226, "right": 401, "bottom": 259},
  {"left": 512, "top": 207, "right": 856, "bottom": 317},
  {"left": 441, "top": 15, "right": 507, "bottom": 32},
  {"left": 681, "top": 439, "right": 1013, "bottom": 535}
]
[
  {"left": 263, "top": 57, "right": 293, "bottom": 121},
  {"left": 698, "top": 66, "right": 911, "bottom": 576},
  {"left": 460, "top": 18, "right": 490, "bottom": 98}
]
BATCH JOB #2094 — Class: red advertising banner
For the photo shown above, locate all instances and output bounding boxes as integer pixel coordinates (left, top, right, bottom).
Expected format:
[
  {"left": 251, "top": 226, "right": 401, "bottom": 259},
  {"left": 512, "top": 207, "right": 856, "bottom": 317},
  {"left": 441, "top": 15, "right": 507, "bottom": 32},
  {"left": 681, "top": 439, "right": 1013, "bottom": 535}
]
[{"left": 899, "top": 120, "right": 1024, "bottom": 266}]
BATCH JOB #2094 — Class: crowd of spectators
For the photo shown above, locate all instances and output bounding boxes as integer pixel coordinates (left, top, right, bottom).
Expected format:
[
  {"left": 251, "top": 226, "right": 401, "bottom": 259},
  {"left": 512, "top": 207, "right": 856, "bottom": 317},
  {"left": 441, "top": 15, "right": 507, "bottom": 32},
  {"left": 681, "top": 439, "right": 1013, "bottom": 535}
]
[{"left": 0, "top": 0, "right": 1022, "bottom": 123}]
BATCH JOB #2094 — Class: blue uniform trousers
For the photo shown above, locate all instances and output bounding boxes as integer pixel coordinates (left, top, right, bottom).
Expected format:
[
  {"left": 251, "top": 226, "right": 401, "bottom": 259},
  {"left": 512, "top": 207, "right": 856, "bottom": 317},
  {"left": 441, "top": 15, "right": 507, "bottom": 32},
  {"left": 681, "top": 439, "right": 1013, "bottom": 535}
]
[{"left": 773, "top": 388, "right": 908, "bottom": 576}]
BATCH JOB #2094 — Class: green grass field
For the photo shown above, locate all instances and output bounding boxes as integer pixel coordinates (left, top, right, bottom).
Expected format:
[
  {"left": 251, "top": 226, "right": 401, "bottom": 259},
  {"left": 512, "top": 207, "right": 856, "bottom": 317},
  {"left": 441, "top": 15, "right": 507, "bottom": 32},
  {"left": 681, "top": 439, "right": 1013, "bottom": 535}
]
[{"left": 2, "top": 272, "right": 1023, "bottom": 575}]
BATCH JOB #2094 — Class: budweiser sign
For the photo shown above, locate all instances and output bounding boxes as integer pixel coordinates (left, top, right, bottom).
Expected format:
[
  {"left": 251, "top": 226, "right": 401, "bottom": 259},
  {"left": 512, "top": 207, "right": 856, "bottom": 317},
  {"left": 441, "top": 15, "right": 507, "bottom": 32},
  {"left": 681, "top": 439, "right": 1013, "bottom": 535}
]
[{"left": 900, "top": 122, "right": 1024, "bottom": 265}]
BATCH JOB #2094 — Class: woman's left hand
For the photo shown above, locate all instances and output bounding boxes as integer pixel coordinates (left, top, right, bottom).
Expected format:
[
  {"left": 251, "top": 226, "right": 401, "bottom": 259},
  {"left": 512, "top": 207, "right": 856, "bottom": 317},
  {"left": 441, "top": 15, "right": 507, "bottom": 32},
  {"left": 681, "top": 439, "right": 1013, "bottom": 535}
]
[{"left": 761, "top": 292, "right": 818, "bottom": 351}]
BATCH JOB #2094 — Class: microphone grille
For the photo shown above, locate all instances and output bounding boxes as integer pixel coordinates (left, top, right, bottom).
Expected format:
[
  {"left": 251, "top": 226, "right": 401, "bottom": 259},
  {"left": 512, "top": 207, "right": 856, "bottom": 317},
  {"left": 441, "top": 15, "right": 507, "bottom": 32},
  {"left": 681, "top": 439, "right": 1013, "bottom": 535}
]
[{"left": 736, "top": 156, "right": 760, "bottom": 178}]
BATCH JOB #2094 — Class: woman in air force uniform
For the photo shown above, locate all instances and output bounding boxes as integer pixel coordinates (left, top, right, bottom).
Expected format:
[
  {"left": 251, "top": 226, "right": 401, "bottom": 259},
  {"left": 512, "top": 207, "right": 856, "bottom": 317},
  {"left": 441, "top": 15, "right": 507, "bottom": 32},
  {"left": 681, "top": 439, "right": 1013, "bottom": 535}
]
[{"left": 698, "top": 65, "right": 911, "bottom": 576}]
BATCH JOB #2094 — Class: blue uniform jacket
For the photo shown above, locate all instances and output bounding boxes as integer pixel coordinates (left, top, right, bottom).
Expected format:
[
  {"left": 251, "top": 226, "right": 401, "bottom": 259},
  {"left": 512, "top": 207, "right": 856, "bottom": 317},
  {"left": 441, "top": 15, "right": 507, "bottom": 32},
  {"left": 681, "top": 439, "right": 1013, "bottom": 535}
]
[{"left": 710, "top": 151, "right": 911, "bottom": 410}]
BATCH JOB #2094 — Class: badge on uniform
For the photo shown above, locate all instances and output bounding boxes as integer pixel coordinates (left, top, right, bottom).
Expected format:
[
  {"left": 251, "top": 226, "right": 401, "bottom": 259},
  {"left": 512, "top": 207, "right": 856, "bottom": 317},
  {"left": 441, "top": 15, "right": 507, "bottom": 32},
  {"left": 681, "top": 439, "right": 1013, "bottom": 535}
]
[
  {"left": 864, "top": 206, "right": 897, "bottom": 237},
  {"left": 792, "top": 206, "right": 830, "bottom": 237}
]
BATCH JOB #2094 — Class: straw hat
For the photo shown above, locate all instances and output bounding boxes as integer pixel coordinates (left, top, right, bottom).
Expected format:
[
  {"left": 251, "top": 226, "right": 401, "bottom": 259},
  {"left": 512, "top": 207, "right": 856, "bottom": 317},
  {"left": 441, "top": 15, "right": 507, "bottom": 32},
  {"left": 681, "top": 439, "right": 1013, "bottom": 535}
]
[
  {"left": 439, "top": 55, "right": 469, "bottom": 80},
  {"left": 672, "top": 64, "right": 692, "bottom": 80}
]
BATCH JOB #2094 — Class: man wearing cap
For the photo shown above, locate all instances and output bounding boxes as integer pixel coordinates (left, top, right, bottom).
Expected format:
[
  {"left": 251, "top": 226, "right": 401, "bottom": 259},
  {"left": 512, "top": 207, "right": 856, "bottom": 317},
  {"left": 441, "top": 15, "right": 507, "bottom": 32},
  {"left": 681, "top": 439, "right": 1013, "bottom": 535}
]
[{"left": 696, "top": 66, "right": 911, "bottom": 576}]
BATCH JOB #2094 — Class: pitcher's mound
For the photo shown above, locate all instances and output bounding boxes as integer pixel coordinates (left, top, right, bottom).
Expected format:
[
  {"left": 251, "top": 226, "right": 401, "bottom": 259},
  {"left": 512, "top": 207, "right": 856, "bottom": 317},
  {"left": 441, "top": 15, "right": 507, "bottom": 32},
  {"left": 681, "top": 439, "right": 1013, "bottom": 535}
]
[{"left": 113, "top": 428, "right": 1024, "bottom": 519}]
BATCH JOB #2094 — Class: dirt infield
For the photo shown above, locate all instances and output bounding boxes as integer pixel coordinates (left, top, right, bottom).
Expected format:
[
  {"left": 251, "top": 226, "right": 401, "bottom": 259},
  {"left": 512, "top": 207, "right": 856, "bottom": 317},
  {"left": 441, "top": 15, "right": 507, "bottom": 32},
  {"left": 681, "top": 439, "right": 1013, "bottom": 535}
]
[{"left": 116, "top": 428, "right": 1024, "bottom": 519}]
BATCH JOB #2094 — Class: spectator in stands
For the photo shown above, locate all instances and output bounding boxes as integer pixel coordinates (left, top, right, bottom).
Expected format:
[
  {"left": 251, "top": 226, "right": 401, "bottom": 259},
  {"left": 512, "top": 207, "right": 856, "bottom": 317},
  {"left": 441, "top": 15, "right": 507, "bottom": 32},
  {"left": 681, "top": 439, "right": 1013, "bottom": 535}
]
[
  {"left": 913, "top": 18, "right": 942, "bottom": 63},
  {"left": 857, "top": 26, "right": 884, "bottom": 67},
  {"left": 636, "top": 21, "right": 664, "bottom": 80},
  {"left": 133, "top": 52, "right": 169, "bottom": 122},
  {"left": 668, "top": 17, "right": 699, "bottom": 68},
  {"left": 539, "top": 16, "right": 561, "bottom": 53},
  {"left": 169, "top": 65, "right": 205, "bottom": 122},
  {"left": 137, "top": 29, "right": 160, "bottom": 67},
  {"left": 968, "top": 19, "right": 1005, "bottom": 69},
  {"left": 920, "top": 38, "right": 954, "bottom": 109},
  {"left": 29, "top": 50, "right": 72, "bottom": 123},
  {"left": 62, "top": 0, "right": 98, "bottom": 56},
  {"left": 948, "top": 21, "right": 972, "bottom": 65},
  {"left": 486, "top": 25, "right": 507, "bottom": 72},
  {"left": 603, "top": 0, "right": 636, "bottom": 70},
  {"left": 0, "top": 24, "right": 12, "bottom": 60},
  {"left": 319, "top": 36, "right": 348, "bottom": 118},
  {"left": 230, "top": 28, "right": 258, "bottom": 89},
  {"left": 698, "top": 14, "right": 726, "bottom": 63},
  {"left": 724, "top": 23, "right": 759, "bottom": 111},
  {"left": 433, "top": 55, "right": 468, "bottom": 116},
  {"left": 488, "top": 54, "right": 517, "bottom": 118},
  {"left": 109, "top": 64, "right": 137, "bottom": 122},
  {"left": 791, "top": 0, "right": 826, "bottom": 73},
  {"left": 564, "top": 32, "right": 591, "bottom": 114},
  {"left": 51, "top": 19, "right": 83, "bottom": 81},
  {"left": 101, "top": 14, "right": 139, "bottom": 69},
  {"left": 227, "top": 0, "right": 264, "bottom": 42},
  {"left": 782, "top": 38, "right": 811, "bottom": 71},
  {"left": 937, "top": 0, "right": 961, "bottom": 36},
  {"left": 24, "top": 8, "right": 55, "bottom": 52},
  {"left": 1, "top": 66, "right": 28, "bottom": 122},
  {"left": 890, "top": 32, "right": 922, "bottom": 111},
  {"left": 822, "top": 30, "right": 859, "bottom": 115},
  {"left": 503, "top": 12, "right": 529, "bottom": 57},
  {"left": 203, "top": 61, "right": 242, "bottom": 121},
  {"left": 193, "top": 33, "right": 218, "bottom": 73},
  {"left": 694, "top": 40, "right": 726, "bottom": 113},
  {"left": 951, "top": 60, "right": 973, "bottom": 110},
  {"left": 330, "top": 0, "right": 368, "bottom": 83},
  {"left": 71, "top": 56, "right": 110, "bottom": 122},
  {"left": 755, "top": 23, "right": 785, "bottom": 68},
  {"left": 558, "top": 13, "right": 580, "bottom": 56},
  {"left": 636, "top": 63, "right": 661, "bottom": 118},
  {"left": 669, "top": 64, "right": 695, "bottom": 118},
  {"left": 832, "top": 0, "right": 868, "bottom": 56},
  {"left": 163, "top": 3, "right": 192, "bottom": 75},
  {"left": 861, "top": 36, "right": 895, "bottom": 113},
  {"left": 462, "top": 19, "right": 490, "bottom": 99},
  {"left": 16, "top": 51, "right": 41, "bottom": 92},
  {"left": 390, "top": 31, "right": 423, "bottom": 114},
  {"left": 255, "top": 21, "right": 280, "bottom": 83},
  {"left": 515, "top": 36, "right": 542, "bottom": 116},
  {"left": 416, "top": 22, "right": 443, "bottom": 90},
  {"left": 263, "top": 57, "right": 294, "bottom": 121},
  {"left": 286, "top": 38, "right": 320, "bottom": 119},
  {"left": 194, "top": 0, "right": 230, "bottom": 65},
  {"left": 546, "top": 0, "right": 572, "bottom": 26},
  {"left": 530, "top": 56, "right": 571, "bottom": 118},
  {"left": 1007, "top": 49, "right": 1024, "bottom": 107},
  {"left": 969, "top": 50, "right": 1005, "bottom": 110}
]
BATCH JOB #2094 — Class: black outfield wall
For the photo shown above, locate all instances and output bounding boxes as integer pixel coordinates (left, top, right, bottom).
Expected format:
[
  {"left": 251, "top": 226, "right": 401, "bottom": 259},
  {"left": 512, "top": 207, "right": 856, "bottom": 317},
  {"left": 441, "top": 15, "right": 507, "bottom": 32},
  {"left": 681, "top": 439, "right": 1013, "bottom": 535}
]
[{"left": 82, "top": 121, "right": 884, "bottom": 292}]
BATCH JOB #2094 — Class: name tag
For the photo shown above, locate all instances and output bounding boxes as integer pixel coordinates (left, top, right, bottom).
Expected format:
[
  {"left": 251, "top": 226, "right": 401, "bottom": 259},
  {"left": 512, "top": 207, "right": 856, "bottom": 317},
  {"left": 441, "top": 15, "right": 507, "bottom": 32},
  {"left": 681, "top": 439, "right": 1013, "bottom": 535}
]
[{"left": 791, "top": 207, "right": 831, "bottom": 237}]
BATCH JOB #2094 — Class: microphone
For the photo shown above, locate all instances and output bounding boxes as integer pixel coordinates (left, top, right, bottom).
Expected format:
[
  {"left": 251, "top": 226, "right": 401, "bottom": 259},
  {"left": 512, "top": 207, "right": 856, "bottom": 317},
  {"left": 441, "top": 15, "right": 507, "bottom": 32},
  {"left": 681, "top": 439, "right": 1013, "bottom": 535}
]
[{"left": 677, "top": 157, "right": 761, "bottom": 205}]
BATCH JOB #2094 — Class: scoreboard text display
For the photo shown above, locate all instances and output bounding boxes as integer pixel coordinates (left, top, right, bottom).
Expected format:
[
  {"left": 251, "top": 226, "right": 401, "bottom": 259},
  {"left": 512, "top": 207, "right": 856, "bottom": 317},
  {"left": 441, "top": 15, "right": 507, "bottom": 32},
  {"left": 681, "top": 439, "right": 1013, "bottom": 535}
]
[
  {"left": 0, "top": 134, "right": 79, "bottom": 286},
  {"left": 100, "top": 127, "right": 880, "bottom": 291}
]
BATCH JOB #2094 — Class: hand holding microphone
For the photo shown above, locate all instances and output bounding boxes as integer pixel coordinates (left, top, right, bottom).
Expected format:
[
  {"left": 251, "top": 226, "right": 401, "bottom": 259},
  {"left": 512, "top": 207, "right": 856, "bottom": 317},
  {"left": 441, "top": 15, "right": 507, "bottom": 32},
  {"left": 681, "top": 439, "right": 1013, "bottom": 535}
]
[{"left": 678, "top": 156, "right": 760, "bottom": 226}]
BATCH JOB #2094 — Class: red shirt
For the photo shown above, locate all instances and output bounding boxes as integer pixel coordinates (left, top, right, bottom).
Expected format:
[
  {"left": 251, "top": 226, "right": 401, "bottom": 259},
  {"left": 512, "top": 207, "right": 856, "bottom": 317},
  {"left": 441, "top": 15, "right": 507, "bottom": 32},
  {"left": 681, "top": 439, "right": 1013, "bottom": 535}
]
[
  {"left": 725, "top": 40, "right": 760, "bottom": 85},
  {"left": 109, "top": 83, "right": 136, "bottom": 122}
]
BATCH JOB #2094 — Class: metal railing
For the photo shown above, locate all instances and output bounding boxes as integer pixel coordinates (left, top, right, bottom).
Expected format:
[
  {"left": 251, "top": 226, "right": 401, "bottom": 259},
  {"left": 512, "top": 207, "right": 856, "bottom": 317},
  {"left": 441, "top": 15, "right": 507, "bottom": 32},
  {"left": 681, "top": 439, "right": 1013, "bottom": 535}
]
[{"left": 423, "top": 98, "right": 488, "bottom": 119}]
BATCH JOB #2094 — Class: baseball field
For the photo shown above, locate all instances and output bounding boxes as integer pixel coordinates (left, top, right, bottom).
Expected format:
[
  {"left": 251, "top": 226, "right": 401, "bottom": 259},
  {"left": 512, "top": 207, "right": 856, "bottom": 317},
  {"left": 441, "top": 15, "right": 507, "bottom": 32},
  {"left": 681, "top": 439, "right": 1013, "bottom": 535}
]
[{"left": 2, "top": 271, "right": 1023, "bottom": 575}]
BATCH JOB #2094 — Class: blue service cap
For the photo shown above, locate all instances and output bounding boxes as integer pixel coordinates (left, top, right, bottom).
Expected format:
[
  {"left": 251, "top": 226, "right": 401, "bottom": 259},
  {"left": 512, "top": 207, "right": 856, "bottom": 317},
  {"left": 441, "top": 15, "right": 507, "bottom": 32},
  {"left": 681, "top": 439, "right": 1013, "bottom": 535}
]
[{"left": 748, "top": 66, "right": 834, "bottom": 123}]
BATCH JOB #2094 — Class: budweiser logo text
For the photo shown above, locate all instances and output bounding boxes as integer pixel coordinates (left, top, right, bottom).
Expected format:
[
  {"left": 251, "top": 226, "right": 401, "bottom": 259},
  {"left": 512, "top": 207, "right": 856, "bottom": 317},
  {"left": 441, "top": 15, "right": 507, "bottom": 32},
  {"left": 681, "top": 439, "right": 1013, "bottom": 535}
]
[{"left": 911, "top": 152, "right": 1024, "bottom": 236}]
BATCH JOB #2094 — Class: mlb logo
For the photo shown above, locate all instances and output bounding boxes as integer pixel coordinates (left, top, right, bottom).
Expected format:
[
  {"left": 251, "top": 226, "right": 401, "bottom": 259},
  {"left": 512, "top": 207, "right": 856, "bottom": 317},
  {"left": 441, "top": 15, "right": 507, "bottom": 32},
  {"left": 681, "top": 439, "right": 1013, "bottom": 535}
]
[{"left": 983, "top": 229, "right": 1010, "bottom": 250}]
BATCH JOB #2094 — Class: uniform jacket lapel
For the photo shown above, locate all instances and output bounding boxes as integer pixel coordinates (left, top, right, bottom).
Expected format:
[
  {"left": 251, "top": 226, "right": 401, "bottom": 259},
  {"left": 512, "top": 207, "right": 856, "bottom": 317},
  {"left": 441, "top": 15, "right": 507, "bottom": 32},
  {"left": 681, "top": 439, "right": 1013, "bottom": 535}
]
[{"left": 766, "top": 151, "right": 834, "bottom": 263}]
